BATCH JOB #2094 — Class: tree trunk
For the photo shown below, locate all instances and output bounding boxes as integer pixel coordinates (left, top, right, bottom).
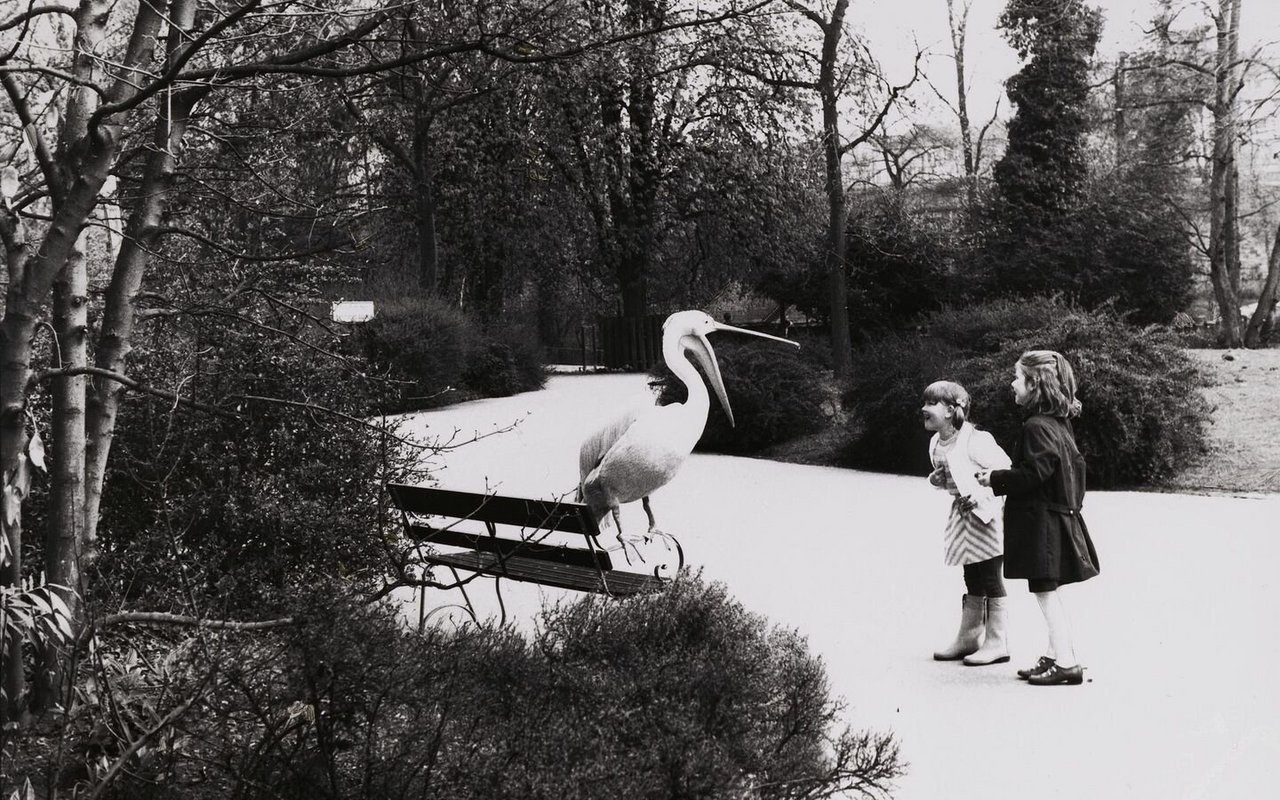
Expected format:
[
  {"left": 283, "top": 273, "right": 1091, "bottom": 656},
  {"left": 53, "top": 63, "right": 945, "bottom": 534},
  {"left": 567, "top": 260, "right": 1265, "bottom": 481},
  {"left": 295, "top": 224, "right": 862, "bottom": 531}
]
[
  {"left": 0, "top": 0, "right": 166, "bottom": 725},
  {"left": 84, "top": 93, "right": 202, "bottom": 554},
  {"left": 820, "top": 0, "right": 853, "bottom": 382},
  {"left": 38, "top": 236, "right": 90, "bottom": 713},
  {"left": 0, "top": 312, "right": 37, "bottom": 724},
  {"left": 83, "top": 4, "right": 204, "bottom": 555},
  {"left": 1208, "top": 0, "right": 1242, "bottom": 347},
  {"left": 1114, "top": 53, "right": 1127, "bottom": 156},
  {"left": 0, "top": 142, "right": 114, "bottom": 726},
  {"left": 1244, "top": 219, "right": 1280, "bottom": 347},
  {"left": 413, "top": 116, "right": 440, "bottom": 293},
  {"left": 947, "top": 0, "right": 978, "bottom": 209}
]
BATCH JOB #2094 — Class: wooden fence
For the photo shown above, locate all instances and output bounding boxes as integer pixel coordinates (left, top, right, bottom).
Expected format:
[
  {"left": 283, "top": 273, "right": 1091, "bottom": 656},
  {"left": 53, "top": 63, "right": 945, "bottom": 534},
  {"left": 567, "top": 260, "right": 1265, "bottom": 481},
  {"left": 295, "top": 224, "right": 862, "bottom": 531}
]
[{"left": 599, "top": 314, "right": 665, "bottom": 370}]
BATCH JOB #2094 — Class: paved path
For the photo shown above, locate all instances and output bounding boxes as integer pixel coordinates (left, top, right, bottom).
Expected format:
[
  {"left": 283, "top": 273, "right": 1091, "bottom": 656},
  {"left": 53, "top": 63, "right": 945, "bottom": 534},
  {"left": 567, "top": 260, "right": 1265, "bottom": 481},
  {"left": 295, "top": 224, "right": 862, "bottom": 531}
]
[{"left": 398, "top": 374, "right": 1280, "bottom": 800}]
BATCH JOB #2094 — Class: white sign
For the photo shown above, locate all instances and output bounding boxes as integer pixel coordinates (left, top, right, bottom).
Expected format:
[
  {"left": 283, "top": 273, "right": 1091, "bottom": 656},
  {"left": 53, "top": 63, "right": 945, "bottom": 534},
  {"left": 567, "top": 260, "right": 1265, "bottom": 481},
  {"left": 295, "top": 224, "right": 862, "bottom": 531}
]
[{"left": 331, "top": 300, "right": 375, "bottom": 323}]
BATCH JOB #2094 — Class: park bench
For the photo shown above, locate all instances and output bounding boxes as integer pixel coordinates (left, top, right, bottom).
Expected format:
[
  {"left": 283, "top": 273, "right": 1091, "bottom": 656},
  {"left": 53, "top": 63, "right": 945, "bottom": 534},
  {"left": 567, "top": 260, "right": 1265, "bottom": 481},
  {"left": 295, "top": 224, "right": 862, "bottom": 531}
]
[{"left": 387, "top": 483, "right": 671, "bottom": 597}]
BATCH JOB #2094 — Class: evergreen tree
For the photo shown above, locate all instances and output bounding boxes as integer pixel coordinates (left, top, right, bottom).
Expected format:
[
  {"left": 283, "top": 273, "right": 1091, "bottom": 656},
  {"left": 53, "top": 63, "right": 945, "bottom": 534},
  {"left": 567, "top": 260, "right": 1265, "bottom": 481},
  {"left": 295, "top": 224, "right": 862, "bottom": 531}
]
[
  {"left": 984, "top": 0, "right": 1102, "bottom": 295},
  {"left": 995, "top": 0, "right": 1102, "bottom": 220}
]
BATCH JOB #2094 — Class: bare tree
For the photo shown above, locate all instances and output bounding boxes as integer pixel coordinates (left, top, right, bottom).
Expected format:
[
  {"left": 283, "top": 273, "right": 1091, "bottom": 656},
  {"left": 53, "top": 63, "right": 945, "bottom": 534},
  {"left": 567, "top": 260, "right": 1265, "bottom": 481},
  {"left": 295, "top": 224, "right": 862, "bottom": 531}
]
[
  {"left": 929, "top": 0, "right": 1002, "bottom": 210},
  {"left": 870, "top": 125, "right": 954, "bottom": 190},
  {"left": 1208, "top": 0, "right": 1245, "bottom": 345},
  {"left": 1144, "top": 0, "right": 1278, "bottom": 345},
  {"left": 729, "top": 1, "right": 921, "bottom": 381}
]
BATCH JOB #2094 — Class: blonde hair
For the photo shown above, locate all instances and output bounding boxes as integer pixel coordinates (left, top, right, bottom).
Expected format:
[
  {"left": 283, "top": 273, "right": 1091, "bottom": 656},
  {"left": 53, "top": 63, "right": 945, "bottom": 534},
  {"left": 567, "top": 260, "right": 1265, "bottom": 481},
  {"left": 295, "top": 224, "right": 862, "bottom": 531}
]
[
  {"left": 922, "top": 380, "right": 971, "bottom": 427},
  {"left": 1017, "top": 350, "right": 1082, "bottom": 418}
]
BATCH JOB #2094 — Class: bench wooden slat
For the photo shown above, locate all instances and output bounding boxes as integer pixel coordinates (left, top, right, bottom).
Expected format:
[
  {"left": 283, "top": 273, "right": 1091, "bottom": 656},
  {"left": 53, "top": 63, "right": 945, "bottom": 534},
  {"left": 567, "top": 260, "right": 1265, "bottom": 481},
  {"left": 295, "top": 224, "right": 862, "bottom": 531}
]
[
  {"left": 404, "top": 522, "right": 613, "bottom": 571},
  {"left": 388, "top": 484, "right": 598, "bottom": 536},
  {"left": 426, "top": 551, "right": 663, "bottom": 596},
  {"left": 388, "top": 482, "right": 667, "bottom": 597}
]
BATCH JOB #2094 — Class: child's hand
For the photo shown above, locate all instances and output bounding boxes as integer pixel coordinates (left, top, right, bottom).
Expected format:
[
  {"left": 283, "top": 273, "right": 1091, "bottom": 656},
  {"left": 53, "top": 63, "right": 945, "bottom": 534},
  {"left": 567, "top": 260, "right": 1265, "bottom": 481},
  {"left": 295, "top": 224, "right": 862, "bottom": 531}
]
[
  {"left": 974, "top": 469, "right": 992, "bottom": 487},
  {"left": 928, "top": 466, "right": 949, "bottom": 487},
  {"left": 959, "top": 495, "right": 978, "bottom": 514}
]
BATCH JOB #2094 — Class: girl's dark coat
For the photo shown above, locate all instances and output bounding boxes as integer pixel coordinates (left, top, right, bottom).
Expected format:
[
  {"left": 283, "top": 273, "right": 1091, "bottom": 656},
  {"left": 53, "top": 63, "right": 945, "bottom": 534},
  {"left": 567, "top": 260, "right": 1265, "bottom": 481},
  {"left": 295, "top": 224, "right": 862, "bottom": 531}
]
[{"left": 990, "top": 414, "right": 1100, "bottom": 584}]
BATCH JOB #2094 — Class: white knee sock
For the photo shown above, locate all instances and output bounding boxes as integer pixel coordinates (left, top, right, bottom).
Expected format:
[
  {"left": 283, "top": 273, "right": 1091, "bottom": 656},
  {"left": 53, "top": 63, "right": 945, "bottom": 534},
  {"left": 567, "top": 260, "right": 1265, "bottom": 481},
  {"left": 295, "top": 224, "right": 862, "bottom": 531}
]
[{"left": 1035, "top": 590, "right": 1076, "bottom": 667}]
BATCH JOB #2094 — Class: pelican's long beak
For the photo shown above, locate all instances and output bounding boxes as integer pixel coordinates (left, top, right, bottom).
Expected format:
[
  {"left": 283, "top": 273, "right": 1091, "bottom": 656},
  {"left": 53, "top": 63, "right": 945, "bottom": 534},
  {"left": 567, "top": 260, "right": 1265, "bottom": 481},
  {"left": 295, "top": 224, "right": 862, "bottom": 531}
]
[
  {"left": 685, "top": 324, "right": 800, "bottom": 428},
  {"left": 684, "top": 334, "right": 736, "bottom": 426},
  {"left": 711, "top": 321, "right": 801, "bottom": 349}
]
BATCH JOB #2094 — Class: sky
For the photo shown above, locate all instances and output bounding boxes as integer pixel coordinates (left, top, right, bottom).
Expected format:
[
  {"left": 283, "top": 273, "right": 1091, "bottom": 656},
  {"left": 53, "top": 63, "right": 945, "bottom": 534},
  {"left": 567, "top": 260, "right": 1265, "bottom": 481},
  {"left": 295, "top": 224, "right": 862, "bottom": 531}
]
[{"left": 850, "top": 0, "right": 1280, "bottom": 125}]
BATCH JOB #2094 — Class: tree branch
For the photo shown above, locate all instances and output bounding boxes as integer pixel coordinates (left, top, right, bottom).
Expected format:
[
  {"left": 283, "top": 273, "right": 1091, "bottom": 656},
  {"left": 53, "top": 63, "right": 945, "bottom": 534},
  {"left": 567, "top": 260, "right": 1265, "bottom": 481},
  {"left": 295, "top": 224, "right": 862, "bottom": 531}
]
[
  {"left": 0, "top": 4, "right": 76, "bottom": 33},
  {"left": 1, "top": 71, "right": 63, "bottom": 197},
  {"left": 88, "top": 0, "right": 270, "bottom": 126},
  {"left": 840, "top": 50, "right": 922, "bottom": 155},
  {"left": 28, "top": 366, "right": 238, "bottom": 418},
  {"left": 97, "top": 611, "right": 297, "bottom": 630}
]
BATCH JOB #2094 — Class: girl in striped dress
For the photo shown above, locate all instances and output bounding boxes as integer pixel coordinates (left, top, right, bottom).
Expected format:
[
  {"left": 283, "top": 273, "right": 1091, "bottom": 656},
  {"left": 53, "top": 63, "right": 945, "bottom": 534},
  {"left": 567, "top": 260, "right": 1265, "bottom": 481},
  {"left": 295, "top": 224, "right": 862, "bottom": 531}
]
[{"left": 922, "top": 381, "right": 1013, "bottom": 665}]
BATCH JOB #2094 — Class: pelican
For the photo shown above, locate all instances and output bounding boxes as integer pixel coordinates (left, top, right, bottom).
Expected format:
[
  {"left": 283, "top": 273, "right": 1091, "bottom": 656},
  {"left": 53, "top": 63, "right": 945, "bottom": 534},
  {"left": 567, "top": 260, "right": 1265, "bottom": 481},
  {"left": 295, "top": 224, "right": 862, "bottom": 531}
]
[{"left": 578, "top": 310, "right": 799, "bottom": 557}]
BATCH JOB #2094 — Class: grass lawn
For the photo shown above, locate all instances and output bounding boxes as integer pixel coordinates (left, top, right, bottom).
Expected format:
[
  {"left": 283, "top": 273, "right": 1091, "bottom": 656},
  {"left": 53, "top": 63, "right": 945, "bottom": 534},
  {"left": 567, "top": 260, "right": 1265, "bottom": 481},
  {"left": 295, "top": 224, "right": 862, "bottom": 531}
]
[{"left": 1161, "top": 348, "right": 1280, "bottom": 495}]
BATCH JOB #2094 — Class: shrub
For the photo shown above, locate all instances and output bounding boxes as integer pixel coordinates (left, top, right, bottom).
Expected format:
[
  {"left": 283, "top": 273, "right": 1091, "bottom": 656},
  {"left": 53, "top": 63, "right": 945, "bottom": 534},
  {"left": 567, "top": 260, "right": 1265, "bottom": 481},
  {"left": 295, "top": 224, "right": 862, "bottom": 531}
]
[
  {"left": 653, "top": 338, "right": 828, "bottom": 454},
  {"left": 359, "top": 296, "right": 545, "bottom": 410},
  {"left": 14, "top": 578, "right": 901, "bottom": 800},
  {"left": 463, "top": 326, "right": 549, "bottom": 398},
  {"left": 85, "top": 304, "right": 420, "bottom": 616},
  {"left": 357, "top": 295, "right": 481, "bottom": 408},
  {"left": 839, "top": 336, "right": 967, "bottom": 476},
  {"left": 844, "top": 190, "right": 959, "bottom": 336},
  {"left": 843, "top": 297, "right": 1211, "bottom": 488}
]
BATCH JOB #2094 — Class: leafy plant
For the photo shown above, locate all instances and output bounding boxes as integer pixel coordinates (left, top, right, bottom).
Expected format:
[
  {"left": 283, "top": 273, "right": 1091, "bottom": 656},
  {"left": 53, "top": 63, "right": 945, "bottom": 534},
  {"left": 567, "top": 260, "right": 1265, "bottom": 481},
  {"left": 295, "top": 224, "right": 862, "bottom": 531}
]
[
  {"left": 9, "top": 578, "right": 901, "bottom": 799},
  {"left": 843, "top": 297, "right": 1211, "bottom": 488},
  {"left": 82, "top": 302, "right": 419, "bottom": 617},
  {"left": 358, "top": 296, "right": 546, "bottom": 410},
  {"left": 652, "top": 338, "right": 828, "bottom": 454},
  {"left": 0, "top": 580, "right": 74, "bottom": 684}
]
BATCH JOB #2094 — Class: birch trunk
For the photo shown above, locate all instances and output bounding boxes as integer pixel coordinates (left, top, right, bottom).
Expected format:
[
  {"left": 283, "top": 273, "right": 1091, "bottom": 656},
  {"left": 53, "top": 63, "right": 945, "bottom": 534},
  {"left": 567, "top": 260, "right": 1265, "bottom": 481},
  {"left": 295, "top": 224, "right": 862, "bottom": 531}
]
[
  {"left": 83, "top": 0, "right": 204, "bottom": 551},
  {"left": 38, "top": 238, "right": 90, "bottom": 712},
  {"left": 1, "top": 0, "right": 165, "bottom": 721}
]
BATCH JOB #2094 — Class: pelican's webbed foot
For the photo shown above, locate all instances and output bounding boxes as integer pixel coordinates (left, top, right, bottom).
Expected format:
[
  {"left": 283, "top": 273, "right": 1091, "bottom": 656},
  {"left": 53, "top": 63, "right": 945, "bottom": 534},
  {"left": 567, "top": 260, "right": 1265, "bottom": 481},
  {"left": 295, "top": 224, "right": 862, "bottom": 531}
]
[{"left": 616, "top": 532, "right": 647, "bottom": 566}]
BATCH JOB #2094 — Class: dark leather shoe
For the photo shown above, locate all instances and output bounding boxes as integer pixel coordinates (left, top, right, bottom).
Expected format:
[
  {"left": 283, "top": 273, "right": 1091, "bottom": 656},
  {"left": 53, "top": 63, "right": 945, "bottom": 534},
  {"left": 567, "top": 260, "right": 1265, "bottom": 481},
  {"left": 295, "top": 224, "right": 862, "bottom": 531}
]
[
  {"left": 1017, "top": 656, "right": 1055, "bottom": 680},
  {"left": 1027, "top": 663, "right": 1084, "bottom": 686}
]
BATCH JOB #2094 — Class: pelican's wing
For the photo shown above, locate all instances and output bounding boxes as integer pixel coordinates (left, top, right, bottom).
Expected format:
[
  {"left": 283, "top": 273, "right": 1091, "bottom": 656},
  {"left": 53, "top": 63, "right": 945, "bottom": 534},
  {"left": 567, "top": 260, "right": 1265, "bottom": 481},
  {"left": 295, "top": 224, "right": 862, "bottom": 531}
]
[{"left": 579, "top": 407, "right": 642, "bottom": 490}]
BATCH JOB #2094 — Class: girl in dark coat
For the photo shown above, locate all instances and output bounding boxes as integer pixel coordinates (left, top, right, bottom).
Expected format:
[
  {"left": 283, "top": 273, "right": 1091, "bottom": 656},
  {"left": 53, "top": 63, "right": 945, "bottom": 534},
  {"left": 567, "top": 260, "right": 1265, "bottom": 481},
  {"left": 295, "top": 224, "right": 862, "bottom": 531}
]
[{"left": 977, "top": 351, "right": 1099, "bottom": 686}]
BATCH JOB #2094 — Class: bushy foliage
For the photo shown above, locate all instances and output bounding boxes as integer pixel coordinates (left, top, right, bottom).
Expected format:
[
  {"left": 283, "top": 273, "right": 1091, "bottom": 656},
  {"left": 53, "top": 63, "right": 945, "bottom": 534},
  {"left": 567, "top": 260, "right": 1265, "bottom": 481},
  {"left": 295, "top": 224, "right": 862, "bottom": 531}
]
[
  {"left": 84, "top": 306, "right": 419, "bottom": 616},
  {"left": 358, "top": 295, "right": 547, "bottom": 410},
  {"left": 845, "top": 191, "right": 959, "bottom": 335},
  {"left": 13, "top": 578, "right": 901, "bottom": 799},
  {"left": 842, "top": 298, "right": 1210, "bottom": 488},
  {"left": 463, "top": 327, "right": 549, "bottom": 398},
  {"left": 653, "top": 339, "right": 828, "bottom": 454},
  {"left": 993, "top": 0, "right": 1101, "bottom": 223},
  {"left": 972, "top": 1, "right": 1194, "bottom": 325},
  {"left": 1071, "top": 180, "right": 1195, "bottom": 324}
]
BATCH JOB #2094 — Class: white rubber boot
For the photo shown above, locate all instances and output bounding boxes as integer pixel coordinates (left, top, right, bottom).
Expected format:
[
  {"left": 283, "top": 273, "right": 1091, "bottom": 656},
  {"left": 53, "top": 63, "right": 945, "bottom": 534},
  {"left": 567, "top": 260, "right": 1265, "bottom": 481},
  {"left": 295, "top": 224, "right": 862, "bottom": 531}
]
[
  {"left": 964, "top": 596, "right": 1011, "bottom": 666},
  {"left": 934, "top": 594, "right": 985, "bottom": 661}
]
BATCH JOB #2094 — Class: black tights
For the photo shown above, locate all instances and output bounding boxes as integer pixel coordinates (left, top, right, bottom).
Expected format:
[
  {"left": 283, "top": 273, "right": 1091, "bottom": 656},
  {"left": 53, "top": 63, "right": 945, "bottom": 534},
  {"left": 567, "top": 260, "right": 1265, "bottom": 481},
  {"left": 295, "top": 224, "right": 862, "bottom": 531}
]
[{"left": 963, "top": 556, "right": 1007, "bottom": 598}]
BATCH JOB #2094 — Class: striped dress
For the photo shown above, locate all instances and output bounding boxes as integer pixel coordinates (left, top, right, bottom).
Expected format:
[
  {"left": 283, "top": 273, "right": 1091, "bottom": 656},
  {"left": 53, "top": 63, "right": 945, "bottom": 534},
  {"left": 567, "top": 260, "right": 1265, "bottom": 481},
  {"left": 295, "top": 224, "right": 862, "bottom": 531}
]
[{"left": 930, "top": 425, "right": 1011, "bottom": 566}]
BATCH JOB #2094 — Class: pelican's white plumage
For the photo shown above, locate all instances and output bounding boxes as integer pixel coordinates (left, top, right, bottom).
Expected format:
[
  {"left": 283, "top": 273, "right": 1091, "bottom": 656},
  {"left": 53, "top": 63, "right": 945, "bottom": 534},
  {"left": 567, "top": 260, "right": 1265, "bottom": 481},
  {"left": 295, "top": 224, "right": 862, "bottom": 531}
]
[{"left": 578, "top": 310, "right": 798, "bottom": 542}]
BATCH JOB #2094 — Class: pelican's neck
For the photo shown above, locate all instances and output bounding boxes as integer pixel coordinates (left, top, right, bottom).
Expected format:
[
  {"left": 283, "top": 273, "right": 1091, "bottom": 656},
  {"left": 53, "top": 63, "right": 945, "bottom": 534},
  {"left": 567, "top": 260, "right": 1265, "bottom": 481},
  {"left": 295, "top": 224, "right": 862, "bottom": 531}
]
[{"left": 665, "top": 335, "right": 709, "bottom": 419}]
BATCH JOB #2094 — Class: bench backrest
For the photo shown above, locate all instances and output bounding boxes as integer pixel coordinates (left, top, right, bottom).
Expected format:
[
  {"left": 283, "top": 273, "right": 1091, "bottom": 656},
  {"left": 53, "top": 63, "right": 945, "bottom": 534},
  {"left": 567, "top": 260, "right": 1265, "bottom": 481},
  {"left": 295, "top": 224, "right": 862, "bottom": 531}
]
[
  {"left": 387, "top": 483, "right": 610, "bottom": 571},
  {"left": 387, "top": 484, "right": 600, "bottom": 536}
]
